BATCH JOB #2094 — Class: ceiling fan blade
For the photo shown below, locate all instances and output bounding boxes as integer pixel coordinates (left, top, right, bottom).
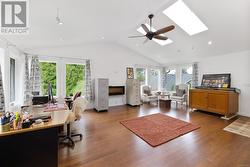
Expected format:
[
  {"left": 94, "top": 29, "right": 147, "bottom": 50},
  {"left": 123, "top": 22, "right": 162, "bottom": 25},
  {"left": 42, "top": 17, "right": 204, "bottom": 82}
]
[
  {"left": 141, "top": 24, "right": 149, "bottom": 33},
  {"left": 128, "top": 35, "right": 145, "bottom": 38},
  {"left": 150, "top": 18, "right": 152, "bottom": 32},
  {"left": 154, "top": 25, "right": 175, "bottom": 35},
  {"left": 153, "top": 35, "right": 168, "bottom": 40},
  {"left": 143, "top": 38, "right": 149, "bottom": 44}
]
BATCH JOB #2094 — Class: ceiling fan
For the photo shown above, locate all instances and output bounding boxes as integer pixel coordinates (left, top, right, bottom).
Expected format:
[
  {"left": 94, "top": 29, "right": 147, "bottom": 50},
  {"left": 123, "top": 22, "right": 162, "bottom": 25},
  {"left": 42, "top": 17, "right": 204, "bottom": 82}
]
[{"left": 129, "top": 14, "right": 175, "bottom": 43}]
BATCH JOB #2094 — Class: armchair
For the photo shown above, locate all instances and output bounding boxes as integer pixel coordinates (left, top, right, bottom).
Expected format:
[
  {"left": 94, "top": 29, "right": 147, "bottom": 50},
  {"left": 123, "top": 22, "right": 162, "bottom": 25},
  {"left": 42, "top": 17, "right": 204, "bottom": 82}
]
[
  {"left": 141, "top": 85, "right": 158, "bottom": 104},
  {"left": 170, "top": 84, "right": 188, "bottom": 107}
]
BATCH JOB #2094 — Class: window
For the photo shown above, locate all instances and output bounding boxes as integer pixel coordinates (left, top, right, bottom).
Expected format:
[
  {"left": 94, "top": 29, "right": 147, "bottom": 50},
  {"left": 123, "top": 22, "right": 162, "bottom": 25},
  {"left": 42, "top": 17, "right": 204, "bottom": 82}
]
[
  {"left": 40, "top": 62, "right": 57, "bottom": 96},
  {"left": 148, "top": 69, "right": 160, "bottom": 91},
  {"left": 135, "top": 68, "right": 146, "bottom": 85},
  {"left": 10, "top": 58, "right": 15, "bottom": 102},
  {"left": 181, "top": 66, "right": 193, "bottom": 85},
  {"left": 66, "top": 64, "right": 85, "bottom": 97},
  {"left": 165, "top": 69, "right": 176, "bottom": 91}
]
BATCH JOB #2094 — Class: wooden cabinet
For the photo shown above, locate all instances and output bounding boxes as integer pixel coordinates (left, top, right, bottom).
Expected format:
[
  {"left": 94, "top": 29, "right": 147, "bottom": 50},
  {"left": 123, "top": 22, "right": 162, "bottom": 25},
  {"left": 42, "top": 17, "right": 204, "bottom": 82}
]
[
  {"left": 94, "top": 78, "right": 109, "bottom": 111},
  {"left": 126, "top": 79, "right": 141, "bottom": 106},
  {"left": 190, "top": 91, "right": 208, "bottom": 110},
  {"left": 189, "top": 89, "right": 239, "bottom": 118}
]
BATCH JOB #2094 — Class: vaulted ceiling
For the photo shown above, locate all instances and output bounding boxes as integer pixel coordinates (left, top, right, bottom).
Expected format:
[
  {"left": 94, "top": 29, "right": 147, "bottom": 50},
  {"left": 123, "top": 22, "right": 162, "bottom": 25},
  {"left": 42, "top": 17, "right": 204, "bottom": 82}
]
[{"left": 4, "top": 0, "right": 250, "bottom": 64}]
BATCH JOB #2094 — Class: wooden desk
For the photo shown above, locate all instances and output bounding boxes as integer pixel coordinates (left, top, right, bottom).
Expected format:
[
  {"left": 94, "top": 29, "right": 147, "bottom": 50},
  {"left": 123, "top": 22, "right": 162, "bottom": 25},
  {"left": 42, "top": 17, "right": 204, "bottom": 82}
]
[{"left": 0, "top": 110, "right": 70, "bottom": 167}]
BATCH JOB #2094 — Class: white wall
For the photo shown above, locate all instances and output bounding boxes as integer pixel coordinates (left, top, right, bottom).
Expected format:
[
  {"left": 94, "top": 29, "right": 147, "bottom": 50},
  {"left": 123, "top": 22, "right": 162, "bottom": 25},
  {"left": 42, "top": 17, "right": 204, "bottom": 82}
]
[
  {"left": 29, "top": 42, "right": 159, "bottom": 107},
  {"left": 198, "top": 50, "right": 250, "bottom": 117},
  {"left": 0, "top": 45, "right": 25, "bottom": 111}
]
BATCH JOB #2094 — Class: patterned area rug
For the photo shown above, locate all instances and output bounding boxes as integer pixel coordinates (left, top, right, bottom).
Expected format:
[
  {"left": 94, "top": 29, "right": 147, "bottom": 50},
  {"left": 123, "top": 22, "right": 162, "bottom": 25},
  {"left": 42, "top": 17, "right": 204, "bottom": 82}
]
[
  {"left": 224, "top": 118, "right": 250, "bottom": 138},
  {"left": 120, "top": 113, "right": 200, "bottom": 147}
]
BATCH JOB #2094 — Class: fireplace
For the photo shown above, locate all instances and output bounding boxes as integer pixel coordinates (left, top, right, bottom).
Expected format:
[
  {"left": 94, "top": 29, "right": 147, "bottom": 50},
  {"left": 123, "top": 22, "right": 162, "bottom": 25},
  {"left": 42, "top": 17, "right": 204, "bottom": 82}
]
[{"left": 109, "top": 86, "right": 125, "bottom": 96}]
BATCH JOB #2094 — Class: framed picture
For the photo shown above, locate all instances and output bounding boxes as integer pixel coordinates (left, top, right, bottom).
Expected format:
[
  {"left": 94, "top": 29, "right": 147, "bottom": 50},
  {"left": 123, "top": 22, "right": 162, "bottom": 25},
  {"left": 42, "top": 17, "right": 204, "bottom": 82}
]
[{"left": 126, "top": 67, "right": 134, "bottom": 79}]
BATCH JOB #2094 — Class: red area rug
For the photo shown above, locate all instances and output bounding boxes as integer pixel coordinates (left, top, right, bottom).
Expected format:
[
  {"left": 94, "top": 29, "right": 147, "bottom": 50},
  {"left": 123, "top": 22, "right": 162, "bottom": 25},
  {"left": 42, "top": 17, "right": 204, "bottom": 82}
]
[{"left": 120, "top": 113, "right": 200, "bottom": 147}]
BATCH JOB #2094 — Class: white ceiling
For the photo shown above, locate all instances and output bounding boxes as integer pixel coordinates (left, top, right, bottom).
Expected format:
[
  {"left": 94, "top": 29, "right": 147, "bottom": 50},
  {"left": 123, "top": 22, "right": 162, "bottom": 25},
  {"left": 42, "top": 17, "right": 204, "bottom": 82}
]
[{"left": 4, "top": 0, "right": 250, "bottom": 64}]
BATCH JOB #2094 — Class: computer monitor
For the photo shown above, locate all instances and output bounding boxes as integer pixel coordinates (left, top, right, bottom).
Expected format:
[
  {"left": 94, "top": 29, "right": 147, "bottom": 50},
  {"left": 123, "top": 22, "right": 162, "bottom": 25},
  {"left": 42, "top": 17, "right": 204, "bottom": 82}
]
[
  {"left": 48, "top": 83, "right": 54, "bottom": 103},
  {"left": 32, "top": 96, "right": 49, "bottom": 105}
]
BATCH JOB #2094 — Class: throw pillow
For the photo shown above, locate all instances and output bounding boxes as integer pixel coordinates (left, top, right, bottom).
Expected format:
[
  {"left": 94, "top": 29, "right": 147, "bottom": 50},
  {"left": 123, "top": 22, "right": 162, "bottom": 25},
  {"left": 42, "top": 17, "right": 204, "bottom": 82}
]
[{"left": 176, "top": 89, "right": 185, "bottom": 97}]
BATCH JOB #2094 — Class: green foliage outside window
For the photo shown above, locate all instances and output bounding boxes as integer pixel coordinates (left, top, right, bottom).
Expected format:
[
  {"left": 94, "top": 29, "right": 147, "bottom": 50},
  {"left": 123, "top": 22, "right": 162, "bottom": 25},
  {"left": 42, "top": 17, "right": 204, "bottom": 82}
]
[
  {"left": 66, "top": 64, "right": 85, "bottom": 97},
  {"left": 40, "top": 62, "right": 57, "bottom": 96}
]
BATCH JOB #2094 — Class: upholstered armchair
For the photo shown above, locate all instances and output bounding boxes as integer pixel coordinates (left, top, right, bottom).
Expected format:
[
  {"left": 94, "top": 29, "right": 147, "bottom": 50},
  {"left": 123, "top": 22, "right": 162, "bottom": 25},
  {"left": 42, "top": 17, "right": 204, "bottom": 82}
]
[
  {"left": 170, "top": 84, "right": 188, "bottom": 107},
  {"left": 141, "top": 85, "right": 158, "bottom": 104}
]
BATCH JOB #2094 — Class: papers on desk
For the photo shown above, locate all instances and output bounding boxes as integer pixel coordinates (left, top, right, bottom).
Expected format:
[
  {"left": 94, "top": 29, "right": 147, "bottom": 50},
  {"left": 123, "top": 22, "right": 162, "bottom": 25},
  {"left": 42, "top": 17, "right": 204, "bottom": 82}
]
[{"left": 44, "top": 103, "right": 68, "bottom": 112}]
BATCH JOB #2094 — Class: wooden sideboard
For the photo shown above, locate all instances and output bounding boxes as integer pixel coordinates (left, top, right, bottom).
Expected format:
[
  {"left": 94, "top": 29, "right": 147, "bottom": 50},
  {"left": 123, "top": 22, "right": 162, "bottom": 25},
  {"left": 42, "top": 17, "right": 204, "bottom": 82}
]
[{"left": 189, "top": 89, "right": 239, "bottom": 119}]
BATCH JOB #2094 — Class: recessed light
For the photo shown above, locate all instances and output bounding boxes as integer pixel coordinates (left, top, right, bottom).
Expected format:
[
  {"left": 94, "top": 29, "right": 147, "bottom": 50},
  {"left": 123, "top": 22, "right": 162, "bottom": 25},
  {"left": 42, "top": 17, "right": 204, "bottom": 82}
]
[
  {"left": 101, "top": 37, "right": 105, "bottom": 40},
  {"left": 208, "top": 41, "right": 212, "bottom": 45},
  {"left": 137, "top": 23, "right": 173, "bottom": 46},
  {"left": 163, "top": 0, "right": 208, "bottom": 36}
]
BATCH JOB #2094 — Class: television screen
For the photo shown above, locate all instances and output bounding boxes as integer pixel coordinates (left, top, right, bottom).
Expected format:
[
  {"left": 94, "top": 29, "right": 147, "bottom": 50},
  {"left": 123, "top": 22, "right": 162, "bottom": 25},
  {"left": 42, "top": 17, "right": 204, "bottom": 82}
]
[{"left": 201, "top": 74, "right": 231, "bottom": 88}]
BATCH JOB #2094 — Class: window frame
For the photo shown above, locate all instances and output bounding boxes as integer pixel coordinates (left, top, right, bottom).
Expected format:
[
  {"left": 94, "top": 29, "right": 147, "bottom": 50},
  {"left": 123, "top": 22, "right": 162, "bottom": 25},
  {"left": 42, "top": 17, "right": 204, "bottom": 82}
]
[
  {"left": 135, "top": 67, "right": 161, "bottom": 91},
  {"left": 39, "top": 60, "right": 58, "bottom": 97},
  {"left": 165, "top": 68, "right": 177, "bottom": 92},
  {"left": 65, "top": 63, "right": 85, "bottom": 97},
  {"left": 9, "top": 57, "right": 15, "bottom": 103},
  {"left": 38, "top": 56, "right": 86, "bottom": 99},
  {"left": 147, "top": 68, "right": 161, "bottom": 91},
  {"left": 135, "top": 67, "right": 146, "bottom": 85},
  {"left": 180, "top": 65, "right": 193, "bottom": 85}
]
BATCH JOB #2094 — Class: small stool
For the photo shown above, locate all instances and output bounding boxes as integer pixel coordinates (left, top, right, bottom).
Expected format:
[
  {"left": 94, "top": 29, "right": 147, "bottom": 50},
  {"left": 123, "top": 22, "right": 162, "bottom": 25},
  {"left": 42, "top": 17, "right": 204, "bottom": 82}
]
[{"left": 159, "top": 98, "right": 171, "bottom": 109}]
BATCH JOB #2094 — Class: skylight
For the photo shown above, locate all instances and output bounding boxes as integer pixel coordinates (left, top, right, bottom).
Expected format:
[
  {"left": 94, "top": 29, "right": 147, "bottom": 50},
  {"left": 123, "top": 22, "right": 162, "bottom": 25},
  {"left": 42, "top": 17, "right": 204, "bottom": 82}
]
[
  {"left": 163, "top": 0, "right": 208, "bottom": 36},
  {"left": 137, "top": 23, "right": 173, "bottom": 46}
]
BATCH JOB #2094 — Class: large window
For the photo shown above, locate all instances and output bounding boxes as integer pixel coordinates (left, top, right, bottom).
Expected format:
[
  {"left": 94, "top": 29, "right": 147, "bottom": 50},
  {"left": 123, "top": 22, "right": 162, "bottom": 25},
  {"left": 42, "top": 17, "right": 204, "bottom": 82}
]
[
  {"left": 135, "top": 68, "right": 146, "bottom": 85},
  {"left": 165, "top": 69, "right": 176, "bottom": 91},
  {"left": 148, "top": 69, "right": 160, "bottom": 91},
  {"left": 40, "top": 62, "right": 57, "bottom": 96},
  {"left": 66, "top": 64, "right": 85, "bottom": 97},
  {"left": 10, "top": 58, "right": 15, "bottom": 102},
  {"left": 181, "top": 66, "right": 193, "bottom": 85}
]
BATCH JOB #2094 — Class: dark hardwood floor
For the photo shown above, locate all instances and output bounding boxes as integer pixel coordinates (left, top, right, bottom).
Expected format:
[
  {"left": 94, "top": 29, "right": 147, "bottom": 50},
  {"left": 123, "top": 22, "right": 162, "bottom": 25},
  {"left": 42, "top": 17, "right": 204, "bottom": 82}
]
[{"left": 59, "top": 104, "right": 250, "bottom": 167}]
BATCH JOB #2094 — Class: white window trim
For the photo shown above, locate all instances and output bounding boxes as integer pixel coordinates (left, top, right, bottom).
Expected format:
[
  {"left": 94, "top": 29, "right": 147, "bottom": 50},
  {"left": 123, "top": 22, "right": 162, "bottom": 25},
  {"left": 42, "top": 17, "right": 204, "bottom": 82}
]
[
  {"left": 65, "top": 63, "right": 85, "bottom": 97},
  {"left": 38, "top": 55, "right": 86, "bottom": 99},
  {"left": 180, "top": 64, "right": 193, "bottom": 84},
  {"left": 135, "top": 67, "right": 161, "bottom": 91},
  {"left": 9, "top": 57, "right": 16, "bottom": 103},
  {"left": 39, "top": 60, "right": 58, "bottom": 97}
]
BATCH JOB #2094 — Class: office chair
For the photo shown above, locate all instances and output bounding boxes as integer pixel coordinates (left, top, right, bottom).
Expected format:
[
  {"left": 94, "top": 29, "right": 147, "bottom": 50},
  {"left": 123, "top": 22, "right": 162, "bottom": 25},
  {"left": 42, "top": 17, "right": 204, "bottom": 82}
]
[{"left": 60, "top": 97, "right": 88, "bottom": 147}]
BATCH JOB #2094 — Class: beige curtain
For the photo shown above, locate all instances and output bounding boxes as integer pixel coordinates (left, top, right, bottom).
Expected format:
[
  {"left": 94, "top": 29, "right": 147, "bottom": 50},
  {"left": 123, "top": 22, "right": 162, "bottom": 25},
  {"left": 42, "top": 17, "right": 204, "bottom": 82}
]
[
  {"left": 192, "top": 62, "right": 199, "bottom": 88},
  {"left": 85, "top": 60, "right": 92, "bottom": 101},
  {"left": 23, "top": 54, "right": 32, "bottom": 104},
  {"left": 30, "top": 55, "right": 40, "bottom": 94}
]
